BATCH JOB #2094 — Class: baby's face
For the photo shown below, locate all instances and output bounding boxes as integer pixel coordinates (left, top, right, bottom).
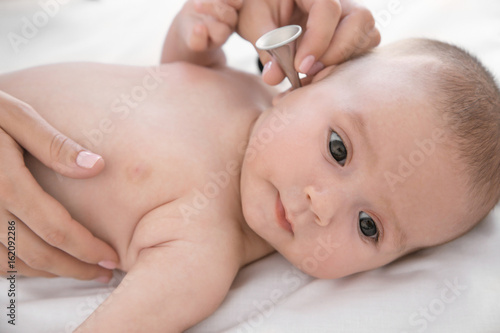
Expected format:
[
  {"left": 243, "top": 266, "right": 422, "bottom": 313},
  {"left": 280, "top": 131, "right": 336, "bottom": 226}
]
[{"left": 240, "top": 53, "right": 470, "bottom": 279}]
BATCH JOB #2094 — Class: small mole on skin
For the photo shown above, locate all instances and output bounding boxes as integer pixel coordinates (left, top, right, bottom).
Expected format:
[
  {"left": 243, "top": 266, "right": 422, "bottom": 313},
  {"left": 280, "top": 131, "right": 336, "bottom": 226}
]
[{"left": 125, "top": 162, "right": 153, "bottom": 184}]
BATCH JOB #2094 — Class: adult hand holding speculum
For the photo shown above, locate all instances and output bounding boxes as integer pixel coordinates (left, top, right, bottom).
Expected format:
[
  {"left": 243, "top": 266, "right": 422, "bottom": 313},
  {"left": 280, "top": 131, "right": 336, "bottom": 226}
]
[{"left": 237, "top": 0, "right": 381, "bottom": 86}]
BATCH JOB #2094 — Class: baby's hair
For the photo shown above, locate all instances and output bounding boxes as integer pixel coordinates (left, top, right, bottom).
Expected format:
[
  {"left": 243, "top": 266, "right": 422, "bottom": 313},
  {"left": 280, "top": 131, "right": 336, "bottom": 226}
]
[
  {"left": 422, "top": 39, "right": 499, "bottom": 213},
  {"left": 398, "top": 38, "right": 500, "bottom": 225}
]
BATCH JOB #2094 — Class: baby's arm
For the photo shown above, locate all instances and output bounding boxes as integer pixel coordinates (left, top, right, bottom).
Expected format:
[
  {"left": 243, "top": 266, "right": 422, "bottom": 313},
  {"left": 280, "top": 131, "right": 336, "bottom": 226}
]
[
  {"left": 161, "top": 0, "right": 242, "bottom": 67},
  {"left": 76, "top": 240, "right": 240, "bottom": 332}
]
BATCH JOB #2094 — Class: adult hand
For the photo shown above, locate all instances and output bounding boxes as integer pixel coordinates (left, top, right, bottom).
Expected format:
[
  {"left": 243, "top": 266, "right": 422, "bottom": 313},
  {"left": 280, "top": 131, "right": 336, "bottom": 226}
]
[
  {"left": 0, "top": 90, "right": 118, "bottom": 282},
  {"left": 237, "top": 0, "right": 381, "bottom": 85}
]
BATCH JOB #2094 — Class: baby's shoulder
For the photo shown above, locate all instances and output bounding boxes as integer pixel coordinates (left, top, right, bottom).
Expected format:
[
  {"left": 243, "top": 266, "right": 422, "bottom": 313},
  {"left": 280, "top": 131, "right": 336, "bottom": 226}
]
[{"left": 123, "top": 192, "right": 246, "bottom": 270}]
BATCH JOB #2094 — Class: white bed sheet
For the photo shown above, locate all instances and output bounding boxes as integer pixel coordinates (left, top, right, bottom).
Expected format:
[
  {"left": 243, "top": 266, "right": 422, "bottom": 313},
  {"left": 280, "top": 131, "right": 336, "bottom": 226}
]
[{"left": 0, "top": 0, "right": 499, "bottom": 332}]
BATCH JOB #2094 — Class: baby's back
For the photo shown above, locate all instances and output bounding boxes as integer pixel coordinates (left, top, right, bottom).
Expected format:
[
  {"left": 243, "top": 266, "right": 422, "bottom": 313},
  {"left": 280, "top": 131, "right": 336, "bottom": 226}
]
[{"left": 0, "top": 62, "right": 272, "bottom": 269}]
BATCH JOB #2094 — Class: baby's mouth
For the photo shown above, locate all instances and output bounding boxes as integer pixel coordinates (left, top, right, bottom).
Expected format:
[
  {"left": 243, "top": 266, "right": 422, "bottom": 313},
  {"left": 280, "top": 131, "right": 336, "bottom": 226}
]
[{"left": 275, "top": 193, "right": 294, "bottom": 235}]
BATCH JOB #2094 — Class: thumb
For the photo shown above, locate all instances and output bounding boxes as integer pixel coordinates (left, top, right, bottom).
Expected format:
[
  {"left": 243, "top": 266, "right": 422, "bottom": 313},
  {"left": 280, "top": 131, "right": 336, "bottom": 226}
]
[
  {"left": 0, "top": 90, "right": 104, "bottom": 179},
  {"left": 48, "top": 133, "right": 105, "bottom": 179}
]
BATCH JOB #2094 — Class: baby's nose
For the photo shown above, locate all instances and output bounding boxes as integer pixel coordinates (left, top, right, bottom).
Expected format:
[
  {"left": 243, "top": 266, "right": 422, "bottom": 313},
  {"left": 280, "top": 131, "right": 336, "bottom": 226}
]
[{"left": 304, "top": 185, "right": 338, "bottom": 227}]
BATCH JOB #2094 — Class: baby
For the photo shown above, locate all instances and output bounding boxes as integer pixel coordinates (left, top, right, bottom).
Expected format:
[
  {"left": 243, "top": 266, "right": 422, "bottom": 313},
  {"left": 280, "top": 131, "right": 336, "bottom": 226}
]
[{"left": 1, "top": 1, "right": 499, "bottom": 332}]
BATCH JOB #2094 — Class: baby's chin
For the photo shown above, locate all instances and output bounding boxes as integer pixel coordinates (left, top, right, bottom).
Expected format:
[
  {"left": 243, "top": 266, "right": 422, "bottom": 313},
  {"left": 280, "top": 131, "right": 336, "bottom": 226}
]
[{"left": 238, "top": 178, "right": 263, "bottom": 233}]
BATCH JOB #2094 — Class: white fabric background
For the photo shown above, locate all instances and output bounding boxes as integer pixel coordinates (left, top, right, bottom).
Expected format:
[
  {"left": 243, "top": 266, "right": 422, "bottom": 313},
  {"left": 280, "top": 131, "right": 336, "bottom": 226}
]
[{"left": 0, "top": 0, "right": 499, "bottom": 332}]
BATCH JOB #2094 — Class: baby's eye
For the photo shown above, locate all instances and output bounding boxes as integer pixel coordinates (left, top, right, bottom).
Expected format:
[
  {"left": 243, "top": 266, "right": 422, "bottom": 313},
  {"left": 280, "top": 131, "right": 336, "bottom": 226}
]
[
  {"left": 329, "top": 131, "right": 347, "bottom": 166},
  {"left": 359, "top": 212, "right": 379, "bottom": 241}
]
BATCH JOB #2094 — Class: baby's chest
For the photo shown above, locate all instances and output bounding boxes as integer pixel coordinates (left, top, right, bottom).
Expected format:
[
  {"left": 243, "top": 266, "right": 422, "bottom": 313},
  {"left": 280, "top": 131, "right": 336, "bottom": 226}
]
[
  {"left": 101, "top": 101, "right": 248, "bottom": 205},
  {"left": 87, "top": 66, "right": 264, "bottom": 263},
  {"left": 100, "top": 119, "right": 246, "bottom": 257}
]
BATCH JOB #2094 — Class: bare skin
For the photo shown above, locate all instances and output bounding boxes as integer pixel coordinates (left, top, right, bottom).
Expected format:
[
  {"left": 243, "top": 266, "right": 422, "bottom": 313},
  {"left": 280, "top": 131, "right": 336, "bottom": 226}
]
[
  {"left": 0, "top": 2, "right": 472, "bottom": 332},
  {"left": 0, "top": 0, "right": 383, "bottom": 330},
  {"left": 0, "top": 0, "right": 379, "bottom": 282},
  {"left": 241, "top": 51, "right": 472, "bottom": 279},
  {"left": 0, "top": 47, "right": 473, "bottom": 331},
  {"left": 0, "top": 61, "right": 275, "bottom": 331}
]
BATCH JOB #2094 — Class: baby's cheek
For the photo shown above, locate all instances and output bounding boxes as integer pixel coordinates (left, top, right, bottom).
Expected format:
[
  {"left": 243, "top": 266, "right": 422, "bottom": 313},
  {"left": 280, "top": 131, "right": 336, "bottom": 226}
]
[
  {"left": 283, "top": 244, "right": 343, "bottom": 279},
  {"left": 291, "top": 242, "right": 390, "bottom": 279}
]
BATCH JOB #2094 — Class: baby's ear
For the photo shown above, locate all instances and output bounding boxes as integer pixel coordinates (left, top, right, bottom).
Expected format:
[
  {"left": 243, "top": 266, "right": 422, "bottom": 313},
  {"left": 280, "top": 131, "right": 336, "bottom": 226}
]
[
  {"left": 272, "top": 66, "right": 335, "bottom": 105},
  {"left": 272, "top": 90, "right": 289, "bottom": 106}
]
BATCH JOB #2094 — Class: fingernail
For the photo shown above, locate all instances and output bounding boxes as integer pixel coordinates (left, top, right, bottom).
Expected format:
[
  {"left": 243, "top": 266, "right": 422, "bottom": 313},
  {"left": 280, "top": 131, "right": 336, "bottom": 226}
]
[
  {"left": 298, "top": 55, "right": 315, "bottom": 74},
  {"left": 76, "top": 151, "right": 102, "bottom": 169},
  {"left": 95, "top": 275, "right": 111, "bottom": 284},
  {"left": 262, "top": 61, "right": 272, "bottom": 75},
  {"left": 98, "top": 260, "right": 117, "bottom": 270},
  {"left": 307, "top": 61, "right": 325, "bottom": 76}
]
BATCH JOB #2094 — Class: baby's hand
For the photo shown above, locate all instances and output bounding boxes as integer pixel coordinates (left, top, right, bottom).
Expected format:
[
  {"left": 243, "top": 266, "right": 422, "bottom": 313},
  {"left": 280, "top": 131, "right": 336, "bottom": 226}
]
[
  {"left": 182, "top": 0, "right": 243, "bottom": 52},
  {"left": 161, "top": 0, "right": 243, "bottom": 66}
]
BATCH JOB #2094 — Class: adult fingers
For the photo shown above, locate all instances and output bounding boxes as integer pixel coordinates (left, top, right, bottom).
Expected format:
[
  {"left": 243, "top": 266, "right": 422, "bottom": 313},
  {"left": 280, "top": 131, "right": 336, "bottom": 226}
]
[
  {"left": 2, "top": 160, "right": 119, "bottom": 274},
  {"left": 262, "top": 60, "right": 287, "bottom": 86},
  {"left": 294, "top": 0, "right": 342, "bottom": 73},
  {"left": 0, "top": 90, "right": 104, "bottom": 179},
  {"left": 0, "top": 216, "right": 113, "bottom": 281},
  {"left": 320, "top": 5, "right": 380, "bottom": 65},
  {"left": 0, "top": 245, "right": 55, "bottom": 278}
]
